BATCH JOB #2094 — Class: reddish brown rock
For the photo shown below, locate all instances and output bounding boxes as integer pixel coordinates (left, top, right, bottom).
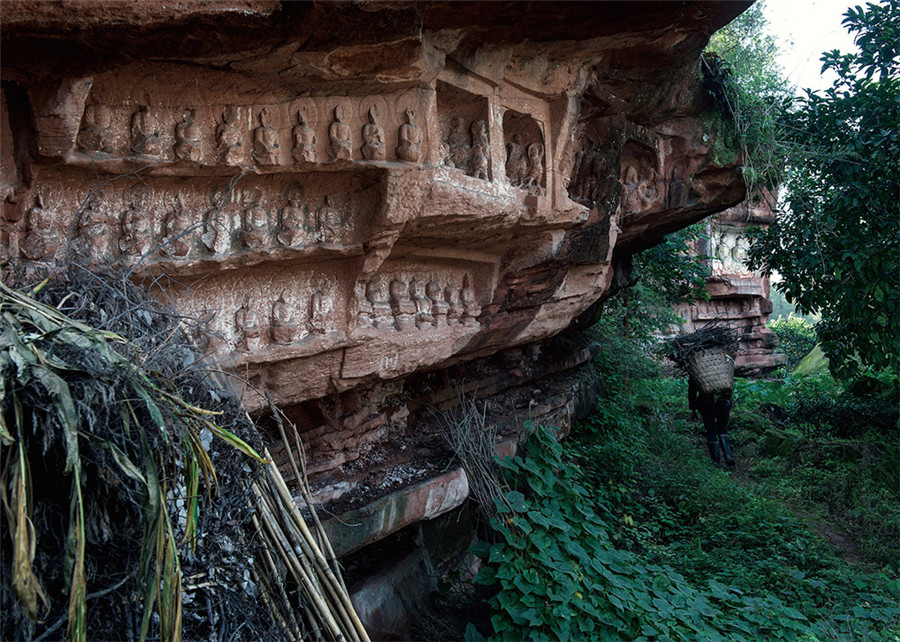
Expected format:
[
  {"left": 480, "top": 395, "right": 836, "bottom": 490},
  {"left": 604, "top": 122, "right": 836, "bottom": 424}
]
[{"left": 2, "top": 1, "right": 752, "bottom": 589}]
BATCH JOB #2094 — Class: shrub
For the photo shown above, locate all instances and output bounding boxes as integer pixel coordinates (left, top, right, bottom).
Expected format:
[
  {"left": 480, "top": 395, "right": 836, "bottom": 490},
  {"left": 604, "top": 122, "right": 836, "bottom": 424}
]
[{"left": 770, "top": 315, "right": 818, "bottom": 370}]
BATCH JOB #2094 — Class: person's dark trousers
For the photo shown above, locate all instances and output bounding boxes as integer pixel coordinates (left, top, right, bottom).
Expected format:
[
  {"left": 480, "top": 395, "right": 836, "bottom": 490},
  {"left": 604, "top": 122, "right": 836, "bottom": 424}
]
[{"left": 699, "top": 394, "right": 735, "bottom": 466}]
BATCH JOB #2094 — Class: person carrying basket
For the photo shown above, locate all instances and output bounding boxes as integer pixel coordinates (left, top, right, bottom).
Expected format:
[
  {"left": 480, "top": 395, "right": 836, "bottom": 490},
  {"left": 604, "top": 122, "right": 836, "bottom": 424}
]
[
  {"left": 689, "top": 370, "right": 735, "bottom": 466},
  {"left": 672, "top": 327, "right": 738, "bottom": 467}
]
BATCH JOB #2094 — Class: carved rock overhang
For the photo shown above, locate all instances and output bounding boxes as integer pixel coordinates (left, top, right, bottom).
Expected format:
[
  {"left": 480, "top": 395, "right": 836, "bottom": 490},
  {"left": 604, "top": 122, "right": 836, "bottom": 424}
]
[{"left": 1, "top": 1, "right": 751, "bottom": 419}]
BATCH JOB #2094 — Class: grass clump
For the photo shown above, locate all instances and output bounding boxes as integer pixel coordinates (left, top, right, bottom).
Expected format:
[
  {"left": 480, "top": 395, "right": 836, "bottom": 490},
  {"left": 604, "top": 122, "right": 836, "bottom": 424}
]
[{"left": 1, "top": 274, "right": 271, "bottom": 641}]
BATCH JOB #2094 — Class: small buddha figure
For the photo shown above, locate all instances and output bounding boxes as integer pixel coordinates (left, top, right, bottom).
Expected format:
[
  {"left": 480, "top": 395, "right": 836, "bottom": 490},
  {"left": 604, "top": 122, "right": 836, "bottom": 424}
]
[
  {"left": 366, "top": 277, "right": 393, "bottom": 329},
  {"left": 118, "top": 198, "right": 152, "bottom": 257},
  {"left": 234, "top": 301, "right": 261, "bottom": 350},
  {"left": 240, "top": 195, "right": 269, "bottom": 249},
  {"left": 446, "top": 115, "right": 470, "bottom": 170},
  {"left": 315, "top": 195, "right": 341, "bottom": 244},
  {"left": 505, "top": 134, "right": 527, "bottom": 186},
  {"left": 396, "top": 108, "right": 423, "bottom": 163},
  {"left": 277, "top": 196, "right": 305, "bottom": 247},
  {"left": 470, "top": 119, "right": 490, "bottom": 181},
  {"left": 361, "top": 106, "right": 386, "bottom": 161},
  {"left": 130, "top": 105, "right": 161, "bottom": 157},
  {"left": 523, "top": 142, "right": 544, "bottom": 188},
  {"left": 271, "top": 292, "right": 298, "bottom": 344},
  {"left": 77, "top": 104, "right": 116, "bottom": 154},
  {"left": 73, "top": 197, "right": 109, "bottom": 262},
  {"left": 308, "top": 290, "right": 331, "bottom": 334},
  {"left": 160, "top": 196, "right": 192, "bottom": 257},
  {"left": 409, "top": 278, "right": 434, "bottom": 329},
  {"left": 200, "top": 206, "right": 221, "bottom": 254},
  {"left": 252, "top": 108, "right": 280, "bottom": 166},
  {"left": 356, "top": 283, "right": 374, "bottom": 329},
  {"left": 292, "top": 108, "right": 317, "bottom": 163},
  {"left": 174, "top": 108, "right": 202, "bottom": 162},
  {"left": 460, "top": 274, "right": 481, "bottom": 327},
  {"left": 328, "top": 105, "right": 352, "bottom": 161},
  {"left": 637, "top": 168, "right": 660, "bottom": 210},
  {"left": 389, "top": 278, "right": 416, "bottom": 331},
  {"left": 21, "top": 195, "right": 57, "bottom": 261},
  {"left": 426, "top": 281, "right": 449, "bottom": 327},
  {"left": 439, "top": 138, "right": 451, "bottom": 167},
  {"left": 216, "top": 106, "right": 243, "bottom": 166},
  {"left": 620, "top": 164, "right": 643, "bottom": 214},
  {"left": 445, "top": 282, "right": 463, "bottom": 326}
]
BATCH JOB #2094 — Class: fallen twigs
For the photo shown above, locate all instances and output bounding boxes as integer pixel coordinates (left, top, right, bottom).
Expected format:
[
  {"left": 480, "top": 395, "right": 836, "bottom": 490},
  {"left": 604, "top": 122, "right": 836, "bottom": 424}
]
[
  {"left": 434, "top": 390, "right": 510, "bottom": 520},
  {"left": 250, "top": 404, "right": 370, "bottom": 642}
]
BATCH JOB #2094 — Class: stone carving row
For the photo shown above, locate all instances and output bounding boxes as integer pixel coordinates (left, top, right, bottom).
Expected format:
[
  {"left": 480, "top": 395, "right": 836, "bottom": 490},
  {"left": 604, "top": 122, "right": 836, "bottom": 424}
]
[
  {"left": 505, "top": 133, "right": 544, "bottom": 188},
  {"left": 357, "top": 274, "right": 481, "bottom": 331},
  {"left": 196, "top": 291, "right": 335, "bottom": 354},
  {"left": 19, "top": 192, "right": 350, "bottom": 263},
  {"left": 77, "top": 103, "right": 423, "bottom": 165},
  {"left": 441, "top": 117, "right": 490, "bottom": 181}
]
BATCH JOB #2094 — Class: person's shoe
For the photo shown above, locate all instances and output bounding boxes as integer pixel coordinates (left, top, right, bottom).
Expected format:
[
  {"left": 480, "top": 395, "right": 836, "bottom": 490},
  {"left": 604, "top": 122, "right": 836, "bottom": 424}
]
[
  {"left": 719, "top": 434, "right": 736, "bottom": 467},
  {"left": 706, "top": 440, "right": 720, "bottom": 464}
]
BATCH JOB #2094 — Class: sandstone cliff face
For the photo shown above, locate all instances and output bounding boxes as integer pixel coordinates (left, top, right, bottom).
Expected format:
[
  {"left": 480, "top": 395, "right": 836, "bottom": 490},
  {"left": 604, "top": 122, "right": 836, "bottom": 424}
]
[{"left": 2, "top": 1, "right": 749, "bottom": 566}]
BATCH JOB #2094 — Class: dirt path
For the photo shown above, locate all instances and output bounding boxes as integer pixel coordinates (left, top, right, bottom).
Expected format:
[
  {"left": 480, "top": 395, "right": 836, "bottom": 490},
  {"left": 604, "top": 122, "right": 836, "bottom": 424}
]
[{"left": 728, "top": 454, "right": 867, "bottom": 567}]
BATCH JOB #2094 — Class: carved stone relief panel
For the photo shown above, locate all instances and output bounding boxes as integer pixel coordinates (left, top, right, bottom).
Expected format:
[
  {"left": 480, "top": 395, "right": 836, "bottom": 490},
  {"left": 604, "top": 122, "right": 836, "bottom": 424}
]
[
  {"left": 354, "top": 259, "right": 490, "bottom": 333},
  {"left": 711, "top": 226, "right": 753, "bottom": 277},
  {"left": 566, "top": 115, "right": 621, "bottom": 212},
  {"left": 167, "top": 262, "right": 352, "bottom": 361},
  {"left": 502, "top": 109, "right": 545, "bottom": 190},
  {"left": 618, "top": 139, "right": 663, "bottom": 216},
  {"left": 436, "top": 81, "right": 491, "bottom": 181},
  {"left": 69, "top": 69, "right": 430, "bottom": 170},
  {"left": 14, "top": 171, "right": 382, "bottom": 272}
]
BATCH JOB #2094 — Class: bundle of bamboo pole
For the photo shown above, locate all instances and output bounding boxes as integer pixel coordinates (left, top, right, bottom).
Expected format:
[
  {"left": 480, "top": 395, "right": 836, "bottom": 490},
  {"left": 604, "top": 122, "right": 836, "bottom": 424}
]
[{"left": 250, "top": 394, "right": 370, "bottom": 642}]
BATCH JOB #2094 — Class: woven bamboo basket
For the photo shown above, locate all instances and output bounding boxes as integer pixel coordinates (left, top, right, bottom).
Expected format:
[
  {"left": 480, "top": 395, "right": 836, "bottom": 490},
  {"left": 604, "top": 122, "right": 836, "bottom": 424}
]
[{"left": 686, "top": 347, "right": 734, "bottom": 394}]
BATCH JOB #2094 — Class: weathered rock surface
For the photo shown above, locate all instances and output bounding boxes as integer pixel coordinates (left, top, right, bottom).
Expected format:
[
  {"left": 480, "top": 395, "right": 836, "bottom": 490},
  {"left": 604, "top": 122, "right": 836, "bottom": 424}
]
[
  {"left": 2, "top": 0, "right": 751, "bottom": 611},
  {"left": 674, "top": 188, "right": 787, "bottom": 376}
]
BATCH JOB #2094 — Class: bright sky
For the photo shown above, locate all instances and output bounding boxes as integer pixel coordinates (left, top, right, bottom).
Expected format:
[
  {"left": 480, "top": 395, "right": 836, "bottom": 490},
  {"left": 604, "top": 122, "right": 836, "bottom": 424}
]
[{"left": 761, "top": 0, "right": 859, "bottom": 93}]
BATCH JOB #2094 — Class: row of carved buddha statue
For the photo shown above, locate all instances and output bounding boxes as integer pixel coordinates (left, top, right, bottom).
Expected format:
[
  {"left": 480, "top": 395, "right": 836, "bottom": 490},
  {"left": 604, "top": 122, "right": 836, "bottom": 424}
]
[
  {"left": 194, "top": 290, "right": 334, "bottom": 353},
  {"left": 357, "top": 274, "right": 481, "bottom": 331},
  {"left": 19, "top": 193, "right": 349, "bottom": 263},
  {"left": 77, "top": 102, "right": 423, "bottom": 165}
]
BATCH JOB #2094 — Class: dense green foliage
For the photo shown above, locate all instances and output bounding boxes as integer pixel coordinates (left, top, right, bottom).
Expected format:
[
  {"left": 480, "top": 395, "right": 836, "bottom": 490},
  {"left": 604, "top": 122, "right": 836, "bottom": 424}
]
[
  {"left": 733, "top": 373, "right": 899, "bottom": 566},
  {"left": 769, "top": 315, "right": 818, "bottom": 370},
  {"left": 632, "top": 224, "right": 711, "bottom": 306},
  {"left": 467, "top": 310, "right": 899, "bottom": 641},
  {"left": 744, "top": 0, "right": 900, "bottom": 379},
  {"left": 702, "top": 1, "right": 791, "bottom": 187}
]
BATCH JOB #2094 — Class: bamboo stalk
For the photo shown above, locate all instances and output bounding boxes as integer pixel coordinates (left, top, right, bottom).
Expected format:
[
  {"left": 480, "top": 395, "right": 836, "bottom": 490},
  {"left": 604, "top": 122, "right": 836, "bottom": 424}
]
[
  {"left": 260, "top": 468, "right": 357, "bottom": 642},
  {"left": 256, "top": 479, "right": 329, "bottom": 613},
  {"left": 291, "top": 422, "right": 348, "bottom": 595},
  {"left": 251, "top": 513, "right": 303, "bottom": 641},
  {"left": 253, "top": 484, "right": 345, "bottom": 640},
  {"left": 266, "top": 488, "right": 356, "bottom": 642},
  {"left": 263, "top": 458, "right": 369, "bottom": 642},
  {"left": 265, "top": 393, "right": 348, "bottom": 594}
]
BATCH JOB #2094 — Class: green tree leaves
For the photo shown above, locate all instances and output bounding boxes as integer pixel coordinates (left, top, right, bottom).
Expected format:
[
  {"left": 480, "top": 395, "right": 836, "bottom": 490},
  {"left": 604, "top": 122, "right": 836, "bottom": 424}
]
[{"left": 746, "top": 0, "right": 900, "bottom": 379}]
